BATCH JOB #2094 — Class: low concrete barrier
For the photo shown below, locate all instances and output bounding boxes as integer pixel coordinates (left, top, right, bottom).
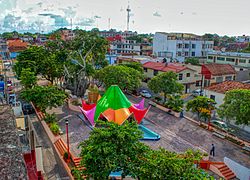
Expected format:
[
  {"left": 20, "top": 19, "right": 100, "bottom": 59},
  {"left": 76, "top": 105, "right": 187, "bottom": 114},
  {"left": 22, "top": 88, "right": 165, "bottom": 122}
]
[{"left": 224, "top": 157, "right": 250, "bottom": 180}]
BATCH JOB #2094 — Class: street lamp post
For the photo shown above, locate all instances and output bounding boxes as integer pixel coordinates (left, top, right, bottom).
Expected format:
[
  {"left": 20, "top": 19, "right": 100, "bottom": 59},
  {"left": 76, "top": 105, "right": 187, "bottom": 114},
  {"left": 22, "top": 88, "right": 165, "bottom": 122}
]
[{"left": 65, "top": 119, "right": 70, "bottom": 162}]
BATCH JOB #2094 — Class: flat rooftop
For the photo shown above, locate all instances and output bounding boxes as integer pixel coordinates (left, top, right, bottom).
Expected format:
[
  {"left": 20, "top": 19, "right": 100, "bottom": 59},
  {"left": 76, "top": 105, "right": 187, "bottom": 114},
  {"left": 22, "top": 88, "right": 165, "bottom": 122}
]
[
  {"left": 208, "top": 51, "right": 250, "bottom": 58},
  {"left": 0, "top": 105, "right": 27, "bottom": 179}
]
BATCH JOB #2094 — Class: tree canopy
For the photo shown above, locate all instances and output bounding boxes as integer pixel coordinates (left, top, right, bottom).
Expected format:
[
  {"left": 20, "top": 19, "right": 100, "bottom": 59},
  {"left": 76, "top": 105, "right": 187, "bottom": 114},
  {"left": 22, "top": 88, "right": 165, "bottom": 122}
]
[
  {"left": 148, "top": 71, "right": 184, "bottom": 103},
  {"left": 218, "top": 89, "right": 250, "bottom": 125},
  {"left": 186, "top": 96, "right": 215, "bottom": 122},
  {"left": 20, "top": 85, "right": 67, "bottom": 113},
  {"left": 20, "top": 68, "right": 37, "bottom": 89},
  {"left": 184, "top": 58, "right": 199, "bottom": 65},
  {"left": 95, "top": 65, "right": 142, "bottom": 92},
  {"left": 119, "top": 62, "right": 143, "bottom": 73},
  {"left": 77, "top": 121, "right": 212, "bottom": 180}
]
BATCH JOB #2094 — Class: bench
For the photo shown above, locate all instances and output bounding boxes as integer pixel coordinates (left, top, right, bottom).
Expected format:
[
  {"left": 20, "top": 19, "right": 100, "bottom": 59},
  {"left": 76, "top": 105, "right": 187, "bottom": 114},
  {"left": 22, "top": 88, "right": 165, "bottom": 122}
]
[
  {"left": 54, "top": 138, "right": 86, "bottom": 170},
  {"left": 212, "top": 132, "right": 225, "bottom": 139}
]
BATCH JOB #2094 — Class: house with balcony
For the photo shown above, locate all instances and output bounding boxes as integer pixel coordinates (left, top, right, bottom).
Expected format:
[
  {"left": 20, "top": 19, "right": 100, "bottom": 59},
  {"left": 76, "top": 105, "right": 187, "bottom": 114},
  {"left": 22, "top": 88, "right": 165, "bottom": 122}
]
[
  {"left": 143, "top": 62, "right": 199, "bottom": 93},
  {"left": 201, "top": 64, "right": 236, "bottom": 87}
]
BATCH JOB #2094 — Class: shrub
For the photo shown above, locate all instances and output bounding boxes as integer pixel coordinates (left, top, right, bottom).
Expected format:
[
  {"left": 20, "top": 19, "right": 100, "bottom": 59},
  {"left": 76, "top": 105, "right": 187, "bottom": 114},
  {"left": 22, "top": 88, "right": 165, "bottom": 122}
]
[
  {"left": 43, "top": 113, "right": 57, "bottom": 124},
  {"left": 50, "top": 122, "right": 60, "bottom": 135},
  {"left": 71, "top": 99, "right": 81, "bottom": 106},
  {"left": 165, "top": 95, "right": 184, "bottom": 112}
]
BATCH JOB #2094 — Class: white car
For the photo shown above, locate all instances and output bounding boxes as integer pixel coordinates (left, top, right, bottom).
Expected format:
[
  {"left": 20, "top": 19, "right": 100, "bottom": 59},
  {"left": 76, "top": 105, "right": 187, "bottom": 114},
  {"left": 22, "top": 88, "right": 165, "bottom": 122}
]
[
  {"left": 192, "top": 89, "right": 203, "bottom": 96},
  {"left": 140, "top": 90, "right": 152, "bottom": 98}
]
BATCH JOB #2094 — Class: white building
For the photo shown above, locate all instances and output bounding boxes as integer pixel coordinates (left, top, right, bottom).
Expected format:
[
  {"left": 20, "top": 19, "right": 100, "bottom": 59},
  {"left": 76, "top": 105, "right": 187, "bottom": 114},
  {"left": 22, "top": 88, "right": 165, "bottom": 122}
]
[
  {"left": 236, "top": 35, "right": 250, "bottom": 43},
  {"left": 110, "top": 39, "right": 141, "bottom": 55},
  {"left": 153, "top": 32, "right": 214, "bottom": 62}
]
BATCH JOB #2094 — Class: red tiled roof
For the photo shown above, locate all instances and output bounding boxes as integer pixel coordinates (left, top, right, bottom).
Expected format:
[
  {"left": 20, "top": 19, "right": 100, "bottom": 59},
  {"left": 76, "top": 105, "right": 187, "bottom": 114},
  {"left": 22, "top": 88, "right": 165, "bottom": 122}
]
[
  {"left": 205, "top": 81, "right": 250, "bottom": 94},
  {"left": 7, "top": 39, "right": 28, "bottom": 52},
  {"left": 143, "top": 62, "right": 191, "bottom": 73},
  {"left": 203, "top": 64, "right": 236, "bottom": 76}
]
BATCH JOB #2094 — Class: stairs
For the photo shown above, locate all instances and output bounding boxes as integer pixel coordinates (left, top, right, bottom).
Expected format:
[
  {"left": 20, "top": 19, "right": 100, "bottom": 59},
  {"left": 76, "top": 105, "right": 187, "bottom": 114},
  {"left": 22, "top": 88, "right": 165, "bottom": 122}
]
[{"left": 218, "top": 164, "right": 236, "bottom": 180}]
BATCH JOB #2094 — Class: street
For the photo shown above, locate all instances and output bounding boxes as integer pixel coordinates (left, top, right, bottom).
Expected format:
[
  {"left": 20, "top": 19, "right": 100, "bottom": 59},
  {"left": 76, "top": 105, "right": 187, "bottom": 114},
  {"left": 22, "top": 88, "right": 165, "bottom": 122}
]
[{"left": 49, "top": 95, "right": 250, "bottom": 169}]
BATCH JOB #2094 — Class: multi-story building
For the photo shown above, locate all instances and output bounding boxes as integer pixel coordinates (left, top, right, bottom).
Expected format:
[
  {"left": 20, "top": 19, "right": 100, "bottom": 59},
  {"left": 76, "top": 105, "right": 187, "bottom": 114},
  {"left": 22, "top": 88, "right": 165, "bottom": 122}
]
[
  {"left": 142, "top": 61, "right": 200, "bottom": 93},
  {"left": 206, "top": 51, "right": 250, "bottom": 70},
  {"left": 153, "top": 32, "right": 214, "bottom": 62},
  {"left": 60, "top": 29, "right": 75, "bottom": 41},
  {"left": 201, "top": 64, "right": 236, "bottom": 87},
  {"left": 99, "top": 29, "right": 137, "bottom": 39},
  {"left": 109, "top": 39, "right": 141, "bottom": 55}
]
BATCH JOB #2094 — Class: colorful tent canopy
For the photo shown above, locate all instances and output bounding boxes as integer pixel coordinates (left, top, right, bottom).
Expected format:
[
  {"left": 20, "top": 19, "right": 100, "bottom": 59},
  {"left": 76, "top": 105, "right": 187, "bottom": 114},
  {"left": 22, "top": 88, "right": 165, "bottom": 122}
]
[{"left": 80, "top": 85, "right": 150, "bottom": 126}]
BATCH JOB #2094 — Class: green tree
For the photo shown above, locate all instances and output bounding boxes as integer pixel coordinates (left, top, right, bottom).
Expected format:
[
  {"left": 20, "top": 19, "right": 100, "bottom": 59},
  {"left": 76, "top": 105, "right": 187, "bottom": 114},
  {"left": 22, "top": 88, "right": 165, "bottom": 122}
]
[
  {"left": 62, "top": 30, "right": 108, "bottom": 96},
  {"left": 95, "top": 65, "right": 142, "bottom": 92},
  {"left": 20, "top": 68, "right": 37, "bottom": 89},
  {"left": 77, "top": 121, "right": 212, "bottom": 180},
  {"left": 134, "top": 149, "right": 212, "bottom": 179},
  {"left": 218, "top": 89, "right": 250, "bottom": 125},
  {"left": 78, "top": 121, "right": 149, "bottom": 179},
  {"left": 14, "top": 46, "right": 46, "bottom": 77},
  {"left": 119, "top": 62, "right": 143, "bottom": 73},
  {"left": 184, "top": 58, "right": 199, "bottom": 65},
  {"left": 241, "top": 43, "right": 250, "bottom": 53},
  {"left": 20, "top": 85, "right": 67, "bottom": 113},
  {"left": 165, "top": 95, "right": 184, "bottom": 112},
  {"left": 186, "top": 96, "right": 215, "bottom": 126},
  {"left": 148, "top": 71, "right": 184, "bottom": 103}
]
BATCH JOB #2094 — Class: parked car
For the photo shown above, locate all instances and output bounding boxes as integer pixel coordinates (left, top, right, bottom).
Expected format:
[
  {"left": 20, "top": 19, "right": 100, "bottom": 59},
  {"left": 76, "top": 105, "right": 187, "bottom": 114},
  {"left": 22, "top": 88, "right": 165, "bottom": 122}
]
[
  {"left": 192, "top": 89, "right": 203, "bottom": 96},
  {"left": 211, "top": 120, "right": 234, "bottom": 133},
  {"left": 140, "top": 90, "right": 152, "bottom": 98},
  {"left": 22, "top": 102, "right": 35, "bottom": 115}
]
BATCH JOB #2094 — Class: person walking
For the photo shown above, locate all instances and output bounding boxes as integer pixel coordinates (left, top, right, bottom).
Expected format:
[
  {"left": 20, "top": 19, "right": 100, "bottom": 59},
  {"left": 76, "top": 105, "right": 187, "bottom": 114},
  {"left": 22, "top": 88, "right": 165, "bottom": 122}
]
[{"left": 210, "top": 144, "right": 215, "bottom": 157}]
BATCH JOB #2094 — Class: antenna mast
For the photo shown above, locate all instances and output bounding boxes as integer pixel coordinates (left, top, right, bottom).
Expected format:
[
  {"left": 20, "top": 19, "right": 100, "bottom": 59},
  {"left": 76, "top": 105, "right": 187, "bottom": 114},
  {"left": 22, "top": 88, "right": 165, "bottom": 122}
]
[{"left": 126, "top": 2, "right": 131, "bottom": 31}]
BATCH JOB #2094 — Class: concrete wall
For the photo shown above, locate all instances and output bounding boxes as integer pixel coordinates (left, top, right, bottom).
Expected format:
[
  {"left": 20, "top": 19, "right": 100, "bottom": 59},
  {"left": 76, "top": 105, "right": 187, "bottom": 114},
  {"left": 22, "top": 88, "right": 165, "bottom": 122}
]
[
  {"left": 224, "top": 157, "right": 250, "bottom": 180},
  {"left": 204, "top": 90, "right": 225, "bottom": 107}
]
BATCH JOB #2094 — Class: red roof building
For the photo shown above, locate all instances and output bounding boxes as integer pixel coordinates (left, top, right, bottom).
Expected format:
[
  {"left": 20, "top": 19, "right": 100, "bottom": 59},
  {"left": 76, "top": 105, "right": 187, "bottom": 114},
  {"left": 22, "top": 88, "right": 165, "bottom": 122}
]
[
  {"left": 7, "top": 39, "right": 28, "bottom": 52},
  {"left": 201, "top": 64, "right": 236, "bottom": 87},
  {"left": 205, "top": 81, "right": 250, "bottom": 94},
  {"left": 143, "top": 62, "right": 191, "bottom": 73}
]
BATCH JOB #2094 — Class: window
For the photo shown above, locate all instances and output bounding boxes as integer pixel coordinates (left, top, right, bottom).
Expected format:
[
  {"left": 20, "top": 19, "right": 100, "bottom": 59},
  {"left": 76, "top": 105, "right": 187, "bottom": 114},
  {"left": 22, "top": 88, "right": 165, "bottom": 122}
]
[
  {"left": 240, "top": 68, "right": 244, "bottom": 71},
  {"left": 143, "top": 68, "right": 148, "bottom": 72},
  {"left": 192, "top": 44, "right": 196, "bottom": 49},
  {"left": 239, "top": 59, "right": 246, "bottom": 63},
  {"left": 185, "top": 44, "right": 189, "bottom": 48},
  {"left": 196, "top": 81, "right": 201, "bottom": 86},
  {"left": 153, "top": 70, "right": 158, "bottom": 76},
  {"left": 185, "top": 52, "right": 189, "bottom": 56},
  {"left": 186, "top": 73, "right": 190, "bottom": 77},
  {"left": 226, "top": 58, "right": 235, "bottom": 62},
  {"left": 179, "top": 74, "right": 183, "bottom": 80},
  {"left": 217, "top": 57, "right": 225, "bottom": 61},
  {"left": 216, "top": 77, "right": 223, "bottom": 83},
  {"left": 177, "top": 51, "right": 182, "bottom": 56},
  {"left": 249, "top": 59, "right": 250, "bottom": 63},
  {"left": 208, "top": 56, "right": 213, "bottom": 60},
  {"left": 210, "top": 95, "right": 215, "bottom": 101},
  {"left": 192, "top": 52, "right": 195, "bottom": 56},
  {"left": 177, "top": 44, "right": 182, "bottom": 48},
  {"left": 225, "top": 76, "right": 232, "bottom": 81}
]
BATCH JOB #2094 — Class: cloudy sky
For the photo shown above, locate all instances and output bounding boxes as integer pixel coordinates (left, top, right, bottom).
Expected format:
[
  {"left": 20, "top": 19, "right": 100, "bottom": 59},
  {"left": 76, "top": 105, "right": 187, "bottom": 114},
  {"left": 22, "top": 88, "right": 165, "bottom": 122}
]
[{"left": 0, "top": 0, "right": 249, "bottom": 36}]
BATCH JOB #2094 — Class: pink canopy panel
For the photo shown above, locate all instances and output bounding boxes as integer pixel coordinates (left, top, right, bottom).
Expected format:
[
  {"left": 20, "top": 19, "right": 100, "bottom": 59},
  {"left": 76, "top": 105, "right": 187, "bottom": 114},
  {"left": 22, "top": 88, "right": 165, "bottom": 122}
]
[
  {"left": 79, "top": 106, "right": 96, "bottom": 126},
  {"left": 133, "top": 98, "right": 145, "bottom": 110}
]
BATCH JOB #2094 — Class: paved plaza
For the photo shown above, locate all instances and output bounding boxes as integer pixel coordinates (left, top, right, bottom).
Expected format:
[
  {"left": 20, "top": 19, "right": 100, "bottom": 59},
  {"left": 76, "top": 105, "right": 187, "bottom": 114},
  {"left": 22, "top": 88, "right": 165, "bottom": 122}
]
[{"left": 48, "top": 97, "right": 250, "bottom": 169}]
